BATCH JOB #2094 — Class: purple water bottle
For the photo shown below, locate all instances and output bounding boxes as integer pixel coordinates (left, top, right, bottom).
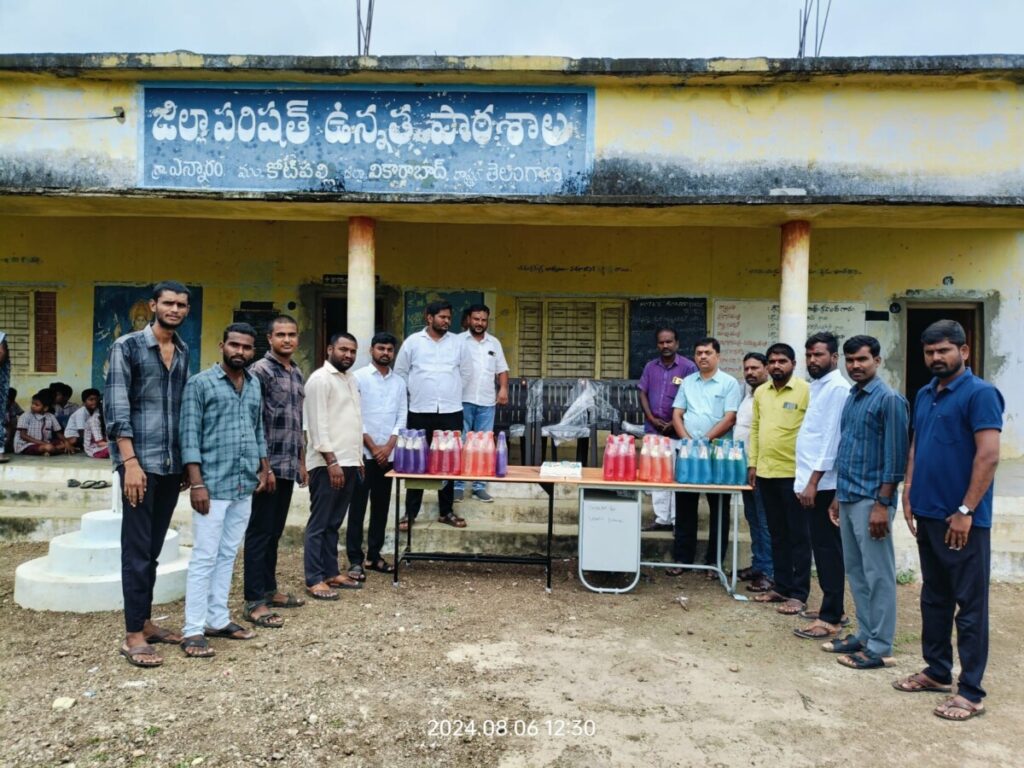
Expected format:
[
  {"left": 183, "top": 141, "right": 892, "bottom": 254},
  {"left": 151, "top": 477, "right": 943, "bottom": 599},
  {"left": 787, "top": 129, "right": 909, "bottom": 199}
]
[
  {"left": 495, "top": 432, "right": 508, "bottom": 477},
  {"left": 414, "top": 430, "right": 428, "bottom": 474},
  {"left": 394, "top": 430, "right": 408, "bottom": 473}
]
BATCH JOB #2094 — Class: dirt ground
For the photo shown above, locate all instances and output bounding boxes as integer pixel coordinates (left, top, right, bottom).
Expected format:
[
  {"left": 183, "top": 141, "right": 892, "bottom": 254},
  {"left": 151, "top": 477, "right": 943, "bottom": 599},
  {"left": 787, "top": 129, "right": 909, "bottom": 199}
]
[{"left": 1, "top": 541, "right": 1021, "bottom": 768}]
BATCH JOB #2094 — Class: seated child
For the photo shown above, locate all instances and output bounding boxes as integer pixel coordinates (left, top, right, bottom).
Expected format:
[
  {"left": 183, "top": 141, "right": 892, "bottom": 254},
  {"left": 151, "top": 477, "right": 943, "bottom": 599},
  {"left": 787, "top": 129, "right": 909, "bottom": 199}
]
[
  {"left": 14, "top": 390, "right": 65, "bottom": 456},
  {"left": 49, "top": 382, "right": 80, "bottom": 430},
  {"left": 83, "top": 404, "right": 109, "bottom": 459},
  {"left": 64, "top": 388, "right": 101, "bottom": 454}
]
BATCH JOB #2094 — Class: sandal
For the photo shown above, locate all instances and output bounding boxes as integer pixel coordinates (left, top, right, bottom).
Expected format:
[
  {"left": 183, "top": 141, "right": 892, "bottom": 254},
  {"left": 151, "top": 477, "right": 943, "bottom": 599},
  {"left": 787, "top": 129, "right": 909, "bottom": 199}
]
[
  {"left": 366, "top": 559, "right": 395, "bottom": 574},
  {"left": 793, "top": 620, "right": 840, "bottom": 640},
  {"left": 799, "top": 609, "right": 851, "bottom": 627},
  {"left": 120, "top": 643, "right": 163, "bottom": 668},
  {"left": 665, "top": 567, "right": 686, "bottom": 577},
  {"left": 204, "top": 621, "right": 256, "bottom": 640},
  {"left": 347, "top": 564, "right": 366, "bottom": 582},
  {"left": 180, "top": 635, "right": 216, "bottom": 658},
  {"left": 306, "top": 584, "right": 340, "bottom": 601},
  {"left": 776, "top": 599, "right": 806, "bottom": 615},
  {"left": 934, "top": 695, "right": 986, "bottom": 721},
  {"left": 892, "top": 672, "right": 952, "bottom": 694},
  {"left": 145, "top": 626, "right": 183, "bottom": 645},
  {"left": 398, "top": 517, "right": 413, "bottom": 532},
  {"left": 326, "top": 575, "right": 363, "bottom": 590},
  {"left": 837, "top": 650, "right": 887, "bottom": 670},
  {"left": 243, "top": 603, "right": 284, "bottom": 628},
  {"left": 438, "top": 512, "right": 467, "bottom": 528},
  {"left": 67, "top": 479, "right": 81, "bottom": 488},
  {"left": 80, "top": 480, "right": 99, "bottom": 489},
  {"left": 268, "top": 592, "right": 306, "bottom": 608},
  {"left": 93, "top": 480, "right": 110, "bottom": 489},
  {"left": 821, "top": 634, "right": 864, "bottom": 654},
  {"left": 753, "top": 590, "right": 785, "bottom": 603}
]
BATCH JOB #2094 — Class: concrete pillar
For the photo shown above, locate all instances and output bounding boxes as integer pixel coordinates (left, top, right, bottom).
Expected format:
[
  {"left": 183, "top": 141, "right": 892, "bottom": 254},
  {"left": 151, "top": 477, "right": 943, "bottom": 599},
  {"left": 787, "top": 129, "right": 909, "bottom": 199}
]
[
  {"left": 347, "top": 216, "right": 375, "bottom": 368},
  {"left": 779, "top": 220, "right": 810, "bottom": 375}
]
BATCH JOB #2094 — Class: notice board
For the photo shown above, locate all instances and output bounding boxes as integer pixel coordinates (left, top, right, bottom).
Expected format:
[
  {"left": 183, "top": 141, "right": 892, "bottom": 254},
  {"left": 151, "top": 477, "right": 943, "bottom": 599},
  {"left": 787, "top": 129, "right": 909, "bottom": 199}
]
[
  {"left": 712, "top": 299, "right": 866, "bottom": 377},
  {"left": 628, "top": 297, "right": 708, "bottom": 379}
]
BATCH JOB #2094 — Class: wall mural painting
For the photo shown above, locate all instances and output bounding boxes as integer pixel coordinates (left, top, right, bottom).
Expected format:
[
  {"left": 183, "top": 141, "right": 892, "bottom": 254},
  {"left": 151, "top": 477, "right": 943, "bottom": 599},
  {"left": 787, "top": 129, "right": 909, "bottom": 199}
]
[{"left": 91, "top": 284, "right": 203, "bottom": 388}]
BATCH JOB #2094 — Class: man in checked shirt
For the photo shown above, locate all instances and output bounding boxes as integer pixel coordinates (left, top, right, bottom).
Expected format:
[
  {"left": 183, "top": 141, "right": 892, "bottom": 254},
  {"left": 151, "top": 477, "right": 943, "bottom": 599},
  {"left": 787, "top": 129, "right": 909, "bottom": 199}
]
[
  {"left": 104, "top": 280, "right": 192, "bottom": 668},
  {"left": 243, "top": 315, "right": 308, "bottom": 627}
]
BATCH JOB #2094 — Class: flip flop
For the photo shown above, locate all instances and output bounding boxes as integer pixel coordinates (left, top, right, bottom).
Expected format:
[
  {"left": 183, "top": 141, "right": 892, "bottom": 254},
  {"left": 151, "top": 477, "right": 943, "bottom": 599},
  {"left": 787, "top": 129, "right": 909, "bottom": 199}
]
[
  {"left": 793, "top": 620, "right": 840, "bottom": 640},
  {"left": 892, "top": 672, "right": 952, "bottom": 693},
  {"left": 753, "top": 590, "right": 785, "bottom": 603},
  {"left": 799, "top": 609, "right": 851, "bottom": 627},
  {"left": 776, "top": 599, "right": 806, "bottom": 615},
  {"left": 438, "top": 512, "right": 467, "bottom": 528},
  {"left": 80, "top": 480, "right": 99, "bottom": 489},
  {"left": 326, "top": 576, "right": 363, "bottom": 590},
  {"left": 180, "top": 635, "right": 216, "bottom": 658},
  {"left": 366, "top": 559, "right": 395, "bottom": 574},
  {"left": 934, "top": 696, "right": 986, "bottom": 721},
  {"left": 306, "top": 585, "right": 339, "bottom": 601},
  {"left": 93, "top": 480, "right": 110, "bottom": 489},
  {"left": 67, "top": 479, "right": 81, "bottom": 488},
  {"left": 120, "top": 643, "right": 163, "bottom": 668},
  {"left": 145, "top": 627, "right": 183, "bottom": 645},
  {"left": 204, "top": 621, "right": 256, "bottom": 640}
]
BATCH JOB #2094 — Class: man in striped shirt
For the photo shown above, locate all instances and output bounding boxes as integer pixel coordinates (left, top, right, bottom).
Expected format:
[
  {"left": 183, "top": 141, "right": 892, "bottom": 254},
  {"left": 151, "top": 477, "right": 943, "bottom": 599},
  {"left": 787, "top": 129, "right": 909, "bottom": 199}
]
[{"left": 826, "top": 335, "right": 909, "bottom": 670}]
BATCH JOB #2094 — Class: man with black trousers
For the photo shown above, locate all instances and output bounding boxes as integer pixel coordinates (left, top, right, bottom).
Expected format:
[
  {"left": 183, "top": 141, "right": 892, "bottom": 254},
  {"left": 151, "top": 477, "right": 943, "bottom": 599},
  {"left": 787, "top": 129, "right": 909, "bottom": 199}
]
[
  {"left": 302, "top": 333, "right": 364, "bottom": 600},
  {"left": 894, "top": 320, "right": 1003, "bottom": 721},
  {"left": 349, "top": 332, "right": 407, "bottom": 577},
  {"left": 394, "top": 300, "right": 472, "bottom": 530},
  {"left": 749, "top": 343, "right": 810, "bottom": 616},
  {"left": 244, "top": 315, "right": 307, "bottom": 627},
  {"left": 104, "top": 280, "right": 191, "bottom": 668},
  {"left": 793, "top": 332, "right": 850, "bottom": 640}
]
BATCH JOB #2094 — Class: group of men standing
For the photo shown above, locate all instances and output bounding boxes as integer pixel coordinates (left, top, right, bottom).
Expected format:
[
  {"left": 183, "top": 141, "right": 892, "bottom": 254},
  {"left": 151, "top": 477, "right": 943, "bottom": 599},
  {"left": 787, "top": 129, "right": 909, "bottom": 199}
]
[
  {"left": 106, "top": 283, "right": 508, "bottom": 665},
  {"left": 638, "top": 321, "right": 1003, "bottom": 721}
]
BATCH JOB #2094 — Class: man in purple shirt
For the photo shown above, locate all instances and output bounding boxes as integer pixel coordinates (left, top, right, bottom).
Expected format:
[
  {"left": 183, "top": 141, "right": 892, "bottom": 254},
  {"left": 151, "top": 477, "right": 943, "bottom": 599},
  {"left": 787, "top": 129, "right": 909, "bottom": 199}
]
[{"left": 638, "top": 328, "right": 698, "bottom": 530}]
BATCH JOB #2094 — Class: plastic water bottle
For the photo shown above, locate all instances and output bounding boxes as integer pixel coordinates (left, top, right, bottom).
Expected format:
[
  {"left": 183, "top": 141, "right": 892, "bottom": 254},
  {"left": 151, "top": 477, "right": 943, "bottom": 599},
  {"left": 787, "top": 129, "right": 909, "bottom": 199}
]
[
  {"left": 695, "top": 439, "right": 711, "bottom": 485},
  {"left": 496, "top": 432, "right": 508, "bottom": 477},
  {"left": 602, "top": 435, "right": 615, "bottom": 480},
  {"left": 733, "top": 440, "right": 748, "bottom": 486},
  {"left": 675, "top": 439, "right": 690, "bottom": 484},
  {"left": 638, "top": 436, "right": 652, "bottom": 482},
  {"left": 428, "top": 432, "right": 441, "bottom": 474},
  {"left": 484, "top": 432, "right": 496, "bottom": 476}
]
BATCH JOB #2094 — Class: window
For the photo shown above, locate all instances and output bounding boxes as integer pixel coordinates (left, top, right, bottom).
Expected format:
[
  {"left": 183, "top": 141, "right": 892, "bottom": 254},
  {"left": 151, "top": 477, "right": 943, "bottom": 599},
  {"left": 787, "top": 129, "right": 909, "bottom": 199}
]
[
  {"left": 0, "top": 289, "right": 57, "bottom": 373},
  {"left": 516, "top": 298, "right": 628, "bottom": 378}
]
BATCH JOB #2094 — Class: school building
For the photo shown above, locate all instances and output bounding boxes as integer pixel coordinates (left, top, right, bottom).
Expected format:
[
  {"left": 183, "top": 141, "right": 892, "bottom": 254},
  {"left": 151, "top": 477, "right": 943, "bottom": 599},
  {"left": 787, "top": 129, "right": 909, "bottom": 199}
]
[{"left": 1, "top": 52, "right": 1022, "bottom": 456}]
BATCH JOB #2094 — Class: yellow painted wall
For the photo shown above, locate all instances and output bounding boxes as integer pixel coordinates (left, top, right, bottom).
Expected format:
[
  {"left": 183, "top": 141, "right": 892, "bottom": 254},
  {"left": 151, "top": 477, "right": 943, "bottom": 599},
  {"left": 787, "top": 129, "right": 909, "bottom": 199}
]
[{"left": 2, "top": 214, "right": 1020, "bottom": 454}]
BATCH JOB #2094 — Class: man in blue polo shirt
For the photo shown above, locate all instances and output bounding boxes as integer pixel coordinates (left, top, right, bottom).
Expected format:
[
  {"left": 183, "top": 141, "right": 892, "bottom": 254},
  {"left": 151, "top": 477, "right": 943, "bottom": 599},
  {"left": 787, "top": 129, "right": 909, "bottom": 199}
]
[
  {"left": 893, "top": 320, "right": 1003, "bottom": 722},
  {"left": 668, "top": 337, "right": 742, "bottom": 576}
]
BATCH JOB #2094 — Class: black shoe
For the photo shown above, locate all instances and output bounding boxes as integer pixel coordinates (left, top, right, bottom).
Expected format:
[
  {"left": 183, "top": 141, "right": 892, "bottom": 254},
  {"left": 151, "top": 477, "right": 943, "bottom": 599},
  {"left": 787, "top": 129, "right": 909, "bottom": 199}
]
[{"left": 643, "top": 522, "right": 674, "bottom": 532}]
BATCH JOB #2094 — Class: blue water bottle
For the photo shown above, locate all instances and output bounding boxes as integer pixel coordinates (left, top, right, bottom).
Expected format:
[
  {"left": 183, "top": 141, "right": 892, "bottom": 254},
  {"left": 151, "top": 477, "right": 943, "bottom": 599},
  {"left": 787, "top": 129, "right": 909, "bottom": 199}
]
[{"left": 675, "top": 439, "right": 690, "bottom": 483}]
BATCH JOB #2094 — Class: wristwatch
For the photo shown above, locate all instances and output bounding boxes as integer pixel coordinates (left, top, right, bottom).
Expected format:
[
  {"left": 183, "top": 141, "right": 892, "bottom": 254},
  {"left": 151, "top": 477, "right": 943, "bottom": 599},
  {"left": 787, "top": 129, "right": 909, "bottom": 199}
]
[
  {"left": 875, "top": 495, "right": 893, "bottom": 507},
  {"left": 957, "top": 504, "right": 974, "bottom": 516}
]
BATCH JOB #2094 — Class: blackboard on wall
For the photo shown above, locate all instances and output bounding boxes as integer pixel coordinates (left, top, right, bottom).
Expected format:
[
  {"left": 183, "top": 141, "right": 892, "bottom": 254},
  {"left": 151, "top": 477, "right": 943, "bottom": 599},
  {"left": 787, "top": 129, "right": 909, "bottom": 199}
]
[
  {"left": 628, "top": 297, "right": 708, "bottom": 379},
  {"left": 403, "top": 290, "right": 484, "bottom": 339}
]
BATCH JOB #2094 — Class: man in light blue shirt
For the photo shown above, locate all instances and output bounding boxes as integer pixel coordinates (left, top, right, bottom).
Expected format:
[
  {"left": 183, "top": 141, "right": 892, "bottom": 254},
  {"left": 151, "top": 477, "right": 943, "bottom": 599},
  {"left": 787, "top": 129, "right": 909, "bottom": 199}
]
[
  {"left": 349, "top": 333, "right": 407, "bottom": 578},
  {"left": 668, "top": 337, "right": 742, "bottom": 575}
]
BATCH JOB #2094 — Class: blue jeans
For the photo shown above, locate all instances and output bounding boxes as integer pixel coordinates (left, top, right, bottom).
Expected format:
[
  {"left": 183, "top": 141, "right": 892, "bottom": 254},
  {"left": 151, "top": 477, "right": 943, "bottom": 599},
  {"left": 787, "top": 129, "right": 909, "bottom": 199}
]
[
  {"left": 454, "top": 402, "right": 495, "bottom": 493},
  {"left": 742, "top": 487, "right": 774, "bottom": 579},
  {"left": 183, "top": 496, "right": 252, "bottom": 638}
]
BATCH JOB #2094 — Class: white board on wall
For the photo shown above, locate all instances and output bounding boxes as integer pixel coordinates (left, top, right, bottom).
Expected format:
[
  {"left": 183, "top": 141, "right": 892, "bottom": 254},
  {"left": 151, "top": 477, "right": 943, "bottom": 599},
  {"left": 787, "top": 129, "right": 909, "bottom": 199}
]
[{"left": 713, "top": 299, "right": 867, "bottom": 377}]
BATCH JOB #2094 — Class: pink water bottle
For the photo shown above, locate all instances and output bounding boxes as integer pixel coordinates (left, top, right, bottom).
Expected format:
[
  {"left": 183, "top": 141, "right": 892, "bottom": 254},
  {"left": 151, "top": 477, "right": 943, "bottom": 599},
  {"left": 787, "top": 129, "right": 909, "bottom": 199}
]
[{"left": 428, "top": 432, "right": 441, "bottom": 474}]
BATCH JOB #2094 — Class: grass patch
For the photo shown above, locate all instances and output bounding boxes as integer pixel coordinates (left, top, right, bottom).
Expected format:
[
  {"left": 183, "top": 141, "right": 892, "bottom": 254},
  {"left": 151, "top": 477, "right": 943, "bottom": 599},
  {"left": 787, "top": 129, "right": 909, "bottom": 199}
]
[{"left": 896, "top": 569, "right": 917, "bottom": 585}]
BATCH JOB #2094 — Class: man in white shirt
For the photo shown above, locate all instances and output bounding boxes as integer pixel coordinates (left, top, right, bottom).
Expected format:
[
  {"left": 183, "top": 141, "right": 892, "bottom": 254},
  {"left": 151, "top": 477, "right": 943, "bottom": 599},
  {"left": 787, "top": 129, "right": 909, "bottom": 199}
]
[
  {"left": 793, "top": 332, "right": 850, "bottom": 640},
  {"left": 454, "top": 304, "right": 509, "bottom": 504},
  {"left": 302, "top": 333, "right": 364, "bottom": 601},
  {"left": 394, "top": 300, "right": 472, "bottom": 529},
  {"left": 734, "top": 352, "right": 774, "bottom": 593},
  {"left": 348, "top": 333, "right": 407, "bottom": 578}
]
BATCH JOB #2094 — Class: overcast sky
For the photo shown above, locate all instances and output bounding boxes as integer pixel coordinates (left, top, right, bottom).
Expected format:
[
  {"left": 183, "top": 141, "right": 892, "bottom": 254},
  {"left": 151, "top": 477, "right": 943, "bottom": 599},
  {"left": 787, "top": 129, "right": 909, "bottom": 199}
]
[{"left": 0, "top": 0, "right": 1019, "bottom": 59}]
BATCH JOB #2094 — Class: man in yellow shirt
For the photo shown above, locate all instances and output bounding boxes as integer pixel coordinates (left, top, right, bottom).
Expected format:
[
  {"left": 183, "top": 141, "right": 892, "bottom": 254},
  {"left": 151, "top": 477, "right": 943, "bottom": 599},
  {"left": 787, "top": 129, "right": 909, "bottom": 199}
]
[{"left": 747, "top": 343, "right": 810, "bottom": 615}]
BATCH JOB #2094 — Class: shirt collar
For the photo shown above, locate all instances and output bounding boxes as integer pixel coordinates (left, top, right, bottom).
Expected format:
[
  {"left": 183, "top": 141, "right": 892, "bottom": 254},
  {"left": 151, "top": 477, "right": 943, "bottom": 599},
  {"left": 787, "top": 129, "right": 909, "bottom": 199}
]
[
  {"left": 213, "top": 363, "right": 253, "bottom": 382},
  {"left": 418, "top": 327, "right": 454, "bottom": 343},
  {"left": 925, "top": 366, "right": 974, "bottom": 394},
  {"left": 851, "top": 376, "right": 882, "bottom": 395},
  {"left": 811, "top": 368, "right": 843, "bottom": 387},
  {"left": 654, "top": 354, "right": 684, "bottom": 370},
  {"left": 143, "top": 322, "right": 186, "bottom": 352},
  {"left": 322, "top": 359, "right": 350, "bottom": 377}
]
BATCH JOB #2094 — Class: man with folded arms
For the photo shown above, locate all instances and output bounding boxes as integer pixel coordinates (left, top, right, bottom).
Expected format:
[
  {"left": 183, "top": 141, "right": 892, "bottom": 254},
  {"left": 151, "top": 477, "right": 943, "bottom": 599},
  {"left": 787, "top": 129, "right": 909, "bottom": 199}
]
[
  {"left": 179, "top": 323, "right": 271, "bottom": 658},
  {"left": 303, "top": 333, "right": 364, "bottom": 600}
]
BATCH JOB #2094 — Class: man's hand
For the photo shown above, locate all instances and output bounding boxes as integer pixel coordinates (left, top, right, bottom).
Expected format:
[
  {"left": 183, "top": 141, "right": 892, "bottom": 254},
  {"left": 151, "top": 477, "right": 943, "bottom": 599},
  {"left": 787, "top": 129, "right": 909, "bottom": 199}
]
[
  {"left": 372, "top": 446, "right": 390, "bottom": 466},
  {"left": 828, "top": 497, "right": 840, "bottom": 527},
  {"left": 944, "top": 512, "right": 973, "bottom": 550},
  {"left": 179, "top": 472, "right": 191, "bottom": 493},
  {"left": 328, "top": 463, "right": 345, "bottom": 490},
  {"left": 258, "top": 469, "right": 275, "bottom": 494},
  {"left": 123, "top": 462, "right": 147, "bottom": 508},
  {"left": 190, "top": 485, "right": 210, "bottom": 515},
  {"left": 497, "top": 387, "right": 509, "bottom": 406},
  {"left": 796, "top": 481, "right": 817, "bottom": 510},
  {"left": 868, "top": 502, "right": 890, "bottom": 540},
  {"left": 650, "top": 417, "right": 669, "bottom": 433},
  {"left": 746, "top": 467, "right": 757, "bottom": 489},
  {"left": 298, "top": 464, "right": 309, "bottom": 488},
  {"left": 902, "top": 488, "right": 916, "bottom": 537},
  {"left": 358, "top": 465, "right": 366, "bottom": 482}
]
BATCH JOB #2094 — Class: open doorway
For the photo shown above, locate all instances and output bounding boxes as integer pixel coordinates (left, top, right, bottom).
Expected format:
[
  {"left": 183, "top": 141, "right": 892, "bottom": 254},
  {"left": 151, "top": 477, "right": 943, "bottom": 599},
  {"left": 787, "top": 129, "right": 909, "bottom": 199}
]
[
  {"left": 315, "top": 294, "right": 391, "bottom": 357},
  {"left": 904, "top": 303, "right": 983, "bottom": 406}
]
